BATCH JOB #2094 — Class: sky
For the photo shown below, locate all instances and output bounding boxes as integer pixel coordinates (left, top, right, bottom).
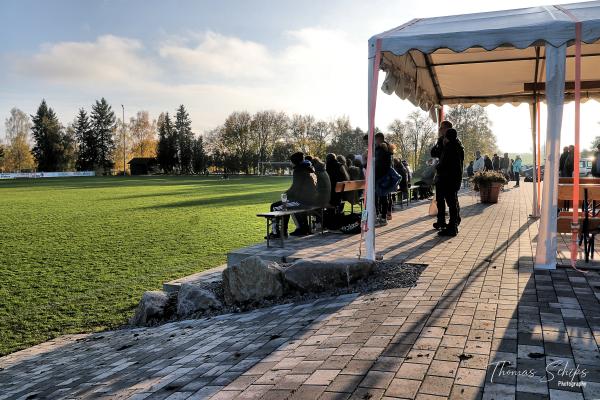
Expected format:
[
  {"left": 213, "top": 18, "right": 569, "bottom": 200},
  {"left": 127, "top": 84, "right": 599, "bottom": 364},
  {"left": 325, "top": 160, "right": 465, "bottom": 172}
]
[{"left": 1, "top": 0, "right": 598, "bottom": 154}]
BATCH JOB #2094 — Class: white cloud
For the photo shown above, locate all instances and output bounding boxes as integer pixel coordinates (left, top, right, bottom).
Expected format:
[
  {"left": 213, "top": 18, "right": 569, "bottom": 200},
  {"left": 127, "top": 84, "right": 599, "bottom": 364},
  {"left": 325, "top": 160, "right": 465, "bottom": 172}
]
[
  {"left": 12, "top": 35, "right": 160, "bottom": 86},
  {"left": 159, "top": 31, "right": 274, "bottom": 81}
]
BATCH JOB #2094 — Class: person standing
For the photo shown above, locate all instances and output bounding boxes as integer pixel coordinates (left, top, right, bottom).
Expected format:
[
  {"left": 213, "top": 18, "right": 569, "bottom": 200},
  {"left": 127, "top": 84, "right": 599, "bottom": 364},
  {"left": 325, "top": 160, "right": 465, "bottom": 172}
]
[
  {"left": 592, "top": 144, "right": 600, "bottom": 177},
  {"left": 467, "top": 161, "right": 474, "bottom": 177},
  {"left": 473, "top": 151, "right": 485, "bottom": 173},
  {"left": 513, "top": 155, "right": 522, "bottom": 187},
  {"left": 431, "top": 120, "right": 453, "bottom": 230},
  {"left": 559, "top": 146, "right": 569, "bottom": 177},
  {"left": 492, "top": 154, "right": 500, "bottom": 171},
  {"left": 374, "top": 132, "right": 394, "bottom": 224},
  {"left": 436, "top": 128, "right": 464, "bottom": 236},
  {"left": 562, "top": 145, "right": 575, "bottom": 177},
  {"left": 500, "top": 153, "right": 510, "bottom": 179},
  {"left": 484, "top": 155, "right": 493, "bottom": 171}
]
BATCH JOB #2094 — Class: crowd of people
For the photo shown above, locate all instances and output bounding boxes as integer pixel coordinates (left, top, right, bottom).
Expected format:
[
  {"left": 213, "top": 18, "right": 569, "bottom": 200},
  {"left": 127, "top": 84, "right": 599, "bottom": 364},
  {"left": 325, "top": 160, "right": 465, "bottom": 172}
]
[
  {"left": 466, "top": 151, "right": 523, "bottom": 187},
  {"left": 268, "top": 120, "right": 539, "bottom": 239},
  {"left": 266, "top": 132, "right": 416, "bottom": 237}
]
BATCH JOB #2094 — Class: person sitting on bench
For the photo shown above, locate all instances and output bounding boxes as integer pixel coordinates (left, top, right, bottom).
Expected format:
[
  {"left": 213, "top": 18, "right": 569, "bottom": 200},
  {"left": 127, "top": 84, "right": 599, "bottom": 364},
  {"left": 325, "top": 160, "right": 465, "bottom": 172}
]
[
  {"left": 326, "top": 153, "right": 350, "bottom": 213},
  {"left": 268, "top": 152, "right": 317, "bottom": 238}
]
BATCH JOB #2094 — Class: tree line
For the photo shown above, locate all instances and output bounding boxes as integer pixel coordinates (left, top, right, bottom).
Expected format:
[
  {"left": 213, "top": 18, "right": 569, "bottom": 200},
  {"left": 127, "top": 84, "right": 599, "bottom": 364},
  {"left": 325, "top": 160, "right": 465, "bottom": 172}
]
[{"left": 0, "top": 100, "right": 499, "bottom": 175}]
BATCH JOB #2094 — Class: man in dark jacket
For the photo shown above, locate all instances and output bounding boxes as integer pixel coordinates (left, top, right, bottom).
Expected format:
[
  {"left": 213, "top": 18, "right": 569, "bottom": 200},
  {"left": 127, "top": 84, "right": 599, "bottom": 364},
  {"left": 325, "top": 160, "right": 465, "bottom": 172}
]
[
  {"left": 563, "top": 145, "right": 575, "bottom": 177},
  {"left": 326, "top": 153, "right": 350, "bottom": 212},
  {"left": 559, "top": 146, "right": 569, "bottom": 177},
  {"left": 436, "top": 128, "right": 464, "bottom": 237},
  {"left": 492, "top": 154, "right": 500, "bottom": 171},
  {"left": 592, "top": 144, "right": 600, "bottom": 177},
  {"left": 268, "top": 152, "right": 317, "bottom": 237},
  {"left": 431, "top": 120, "right": 452, "bottom": 229},
  {"left": 484, "top": 155, "right": 493, "bottom": 171}
]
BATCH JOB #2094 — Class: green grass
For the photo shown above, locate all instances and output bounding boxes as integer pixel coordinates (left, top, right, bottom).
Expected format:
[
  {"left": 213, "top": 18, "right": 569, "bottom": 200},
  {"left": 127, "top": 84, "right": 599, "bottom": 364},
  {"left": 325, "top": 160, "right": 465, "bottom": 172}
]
[{"left": 0, "top": 176, "right": 290, "bottom": 356}]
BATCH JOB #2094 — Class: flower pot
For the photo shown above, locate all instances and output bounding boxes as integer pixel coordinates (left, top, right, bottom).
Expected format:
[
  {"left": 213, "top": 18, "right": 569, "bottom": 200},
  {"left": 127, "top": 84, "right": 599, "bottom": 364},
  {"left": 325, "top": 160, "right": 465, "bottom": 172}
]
[{"left": 479, "top": 182, "right": 502, "bottom": 203}]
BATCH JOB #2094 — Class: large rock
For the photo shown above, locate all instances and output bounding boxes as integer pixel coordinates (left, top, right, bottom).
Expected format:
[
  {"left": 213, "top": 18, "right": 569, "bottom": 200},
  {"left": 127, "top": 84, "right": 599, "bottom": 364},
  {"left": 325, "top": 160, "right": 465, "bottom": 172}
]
[
  {"left": 222, "top": 256, "right": 284, "bottom": 305},
  {"left": 130, "top": 291, "right": 169, "bottom": 326},
  {"left": 283, "top": 258, "right": 374, "bottom": 293},
  {"left": 177, "top": 284, "right": 222, "bottom": 316}
]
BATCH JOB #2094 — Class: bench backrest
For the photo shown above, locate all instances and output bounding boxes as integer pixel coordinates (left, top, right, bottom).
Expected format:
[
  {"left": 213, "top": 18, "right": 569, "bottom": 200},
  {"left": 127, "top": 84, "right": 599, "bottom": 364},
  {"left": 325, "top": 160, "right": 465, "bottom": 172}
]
[
  {"left": 559, "top": 177, "right": 600, "bottom": 184},
  {"left": 335, "top": 180, "right": 365, "bottom": 193},
  {"left": 558, "top": 184, "right": 600, "bottom": 201}
]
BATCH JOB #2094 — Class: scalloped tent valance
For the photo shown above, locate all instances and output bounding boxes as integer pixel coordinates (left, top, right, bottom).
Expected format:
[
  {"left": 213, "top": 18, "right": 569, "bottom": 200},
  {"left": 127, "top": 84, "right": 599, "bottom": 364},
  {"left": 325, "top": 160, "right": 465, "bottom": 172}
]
[{"left": 369, "top": 1, "right": 600, "bottom": 111}]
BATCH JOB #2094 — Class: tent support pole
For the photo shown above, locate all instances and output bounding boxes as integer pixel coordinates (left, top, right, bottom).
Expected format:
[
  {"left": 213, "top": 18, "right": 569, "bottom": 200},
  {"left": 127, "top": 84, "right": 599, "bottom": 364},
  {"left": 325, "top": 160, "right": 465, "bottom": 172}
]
[
  {"left": 535, "top": 43, "right": 567, "bottom": 270},
  {"left": 530, "top": 102, "right": 539, "bottom": 218},
  {"left": 364, "top": 39, "right": 382, "bottom": 261}
]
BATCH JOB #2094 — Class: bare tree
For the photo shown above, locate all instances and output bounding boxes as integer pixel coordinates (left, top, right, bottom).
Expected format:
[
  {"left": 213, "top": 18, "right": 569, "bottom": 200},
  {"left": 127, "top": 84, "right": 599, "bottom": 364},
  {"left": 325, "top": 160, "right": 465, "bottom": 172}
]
[
  {"left": 387, "top": 119, "right": 410, "bottom": 161},
  {"left": 251, "top": 110, "right": 288, "bottom": 174},
  {"left": 405, "top": 111, "right": 436, "bottom": 170}
]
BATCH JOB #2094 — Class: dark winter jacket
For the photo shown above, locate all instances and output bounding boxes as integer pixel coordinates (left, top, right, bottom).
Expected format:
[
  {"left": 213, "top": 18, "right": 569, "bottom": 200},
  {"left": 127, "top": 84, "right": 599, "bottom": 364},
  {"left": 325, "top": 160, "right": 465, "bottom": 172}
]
[
  {"left": 431, "top": 137, "right": 444, "bottom": 159},
  {"left": 563, "top": 151, "right": 574, "bottom": 177},
  {"left": 484, "top": 157, "right": 493, "bottom": 171},
  {"left": 286, "top": 161, "right": 317, "bottom": 205},
  {"left": 348, "top": 165, "right": 364, "bottom": 181},
  {"left": 313, "top": 160, "right": 331, "bottom": 207},
  {"left": 394, "top": 159, "right": 409, "bottom": 192},
  {"left": 326, "top": 158, "right": 350, "bottom": 206},
  {"left": 437, "top": 138, "right": 465, "bottom": 192},
  {"left": 559, "top": 150, "right": 569, "bottom": 175},
  {"left": 375, "top": 142, "right": 393, "bottom": 181},
  {"left": 593, "top": 151, "right": 600, "bottom": 177},
  {"left": 492, "top": 155, "right": 500, "bottom": 171}
]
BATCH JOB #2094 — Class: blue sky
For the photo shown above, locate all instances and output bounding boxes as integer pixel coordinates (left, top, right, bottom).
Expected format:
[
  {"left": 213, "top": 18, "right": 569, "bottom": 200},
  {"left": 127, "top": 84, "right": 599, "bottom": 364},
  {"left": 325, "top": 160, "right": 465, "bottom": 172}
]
[{"left": 1, "top": 0, "right": 598, "bottom": 153}]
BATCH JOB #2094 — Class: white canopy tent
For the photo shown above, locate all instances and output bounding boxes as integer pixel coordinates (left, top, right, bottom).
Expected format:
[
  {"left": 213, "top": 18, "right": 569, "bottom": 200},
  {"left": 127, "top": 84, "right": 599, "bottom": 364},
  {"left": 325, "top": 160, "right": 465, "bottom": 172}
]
[{"left": 365, "top": 1, "right": 600, "bottom": 268}]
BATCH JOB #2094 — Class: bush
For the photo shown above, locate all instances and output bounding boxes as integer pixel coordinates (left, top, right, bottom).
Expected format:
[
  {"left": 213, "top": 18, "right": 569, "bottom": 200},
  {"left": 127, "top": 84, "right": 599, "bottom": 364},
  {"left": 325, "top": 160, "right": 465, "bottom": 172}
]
[{"left": 472, "top": 170, "right": 507, "bottom": 186}]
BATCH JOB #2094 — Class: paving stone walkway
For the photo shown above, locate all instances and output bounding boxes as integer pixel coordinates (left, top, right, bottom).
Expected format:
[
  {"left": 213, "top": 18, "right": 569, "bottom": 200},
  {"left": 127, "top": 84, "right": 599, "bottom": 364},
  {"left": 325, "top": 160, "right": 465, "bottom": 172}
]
[{"left": 2, "top": 183, "right": 600, "bottom": 400}]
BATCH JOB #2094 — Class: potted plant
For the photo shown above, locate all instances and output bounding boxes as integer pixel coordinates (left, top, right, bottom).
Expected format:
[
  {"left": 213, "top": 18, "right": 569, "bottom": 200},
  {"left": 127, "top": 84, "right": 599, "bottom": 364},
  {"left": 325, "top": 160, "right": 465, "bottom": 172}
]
[{"left": 472, "top": 171, "right": 507, "bottom": 203}]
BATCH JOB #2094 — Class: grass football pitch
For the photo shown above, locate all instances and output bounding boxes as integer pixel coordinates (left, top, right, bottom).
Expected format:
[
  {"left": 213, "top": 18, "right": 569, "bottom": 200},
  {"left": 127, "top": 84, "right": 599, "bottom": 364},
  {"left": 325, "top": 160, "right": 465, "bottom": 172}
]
[{"left": 0, "top": 175, "right": 290, "bottom": 356}]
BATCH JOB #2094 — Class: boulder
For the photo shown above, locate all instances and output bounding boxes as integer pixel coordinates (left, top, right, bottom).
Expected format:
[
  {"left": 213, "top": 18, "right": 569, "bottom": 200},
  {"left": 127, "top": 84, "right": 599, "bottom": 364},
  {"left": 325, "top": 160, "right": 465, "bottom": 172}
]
[
  {"left": 222, "top": 256, "right": 284, "bottom": 305},
  {"left": 177, "top": 284, "right": 222, "bottom": 316},
  {"left": 130, "top": 291, "right": 169, "bottom": 326},
  {"left": 283, "top": 258, "right": 374, "bottom": 293}
]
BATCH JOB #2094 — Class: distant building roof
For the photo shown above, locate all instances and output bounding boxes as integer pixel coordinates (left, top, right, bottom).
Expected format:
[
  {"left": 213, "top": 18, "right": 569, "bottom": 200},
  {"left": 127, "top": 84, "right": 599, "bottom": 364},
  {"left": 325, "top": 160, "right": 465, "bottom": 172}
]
[{"left": 128, "top": 157, "right": 157, "bottom": 165}]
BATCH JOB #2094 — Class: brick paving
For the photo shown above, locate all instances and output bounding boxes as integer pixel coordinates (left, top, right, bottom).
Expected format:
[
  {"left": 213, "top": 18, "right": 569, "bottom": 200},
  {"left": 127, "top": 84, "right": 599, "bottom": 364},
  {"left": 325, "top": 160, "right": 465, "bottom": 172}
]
[{"left": 2, "top": 183, "right": 600, "bottom": 399}]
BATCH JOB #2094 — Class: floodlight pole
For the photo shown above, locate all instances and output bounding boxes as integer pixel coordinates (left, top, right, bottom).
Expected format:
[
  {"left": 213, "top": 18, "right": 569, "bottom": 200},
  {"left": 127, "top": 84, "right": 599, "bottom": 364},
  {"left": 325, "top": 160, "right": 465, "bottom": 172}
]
[{"left": 122, "top": 104, "right": 126, "bottom": 175}]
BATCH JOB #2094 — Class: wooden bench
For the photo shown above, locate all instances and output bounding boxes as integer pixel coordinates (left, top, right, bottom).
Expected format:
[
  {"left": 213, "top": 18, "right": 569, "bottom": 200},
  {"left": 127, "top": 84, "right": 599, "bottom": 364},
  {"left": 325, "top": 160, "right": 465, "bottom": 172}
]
[
  {"left": 559, "top": 177, "right": 600, "bottom": 184},
  {"left": 557, "top": 183, "right": 600, "bottom": 262},
  {"left": 257, "top": 207, "right": 323, "bottom": 248},
  {"left": 258, "top": 180, "right": 366, "bottom": 248},
  {"left": 335, "top": 180, "right": 365, "bottom": 213}
]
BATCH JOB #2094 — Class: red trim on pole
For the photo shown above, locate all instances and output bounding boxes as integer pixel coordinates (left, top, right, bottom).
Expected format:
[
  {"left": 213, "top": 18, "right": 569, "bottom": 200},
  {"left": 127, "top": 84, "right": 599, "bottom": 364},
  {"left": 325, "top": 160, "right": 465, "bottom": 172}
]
[{"left": 362, "top": 38, "right": 382, "bottom": 235}]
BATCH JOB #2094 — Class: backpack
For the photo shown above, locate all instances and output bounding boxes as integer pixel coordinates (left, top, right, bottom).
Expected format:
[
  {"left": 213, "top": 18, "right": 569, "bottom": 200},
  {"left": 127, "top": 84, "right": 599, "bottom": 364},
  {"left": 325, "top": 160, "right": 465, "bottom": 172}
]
[{"left": 338, "top": 213, "right": 362, "bottom": 234}]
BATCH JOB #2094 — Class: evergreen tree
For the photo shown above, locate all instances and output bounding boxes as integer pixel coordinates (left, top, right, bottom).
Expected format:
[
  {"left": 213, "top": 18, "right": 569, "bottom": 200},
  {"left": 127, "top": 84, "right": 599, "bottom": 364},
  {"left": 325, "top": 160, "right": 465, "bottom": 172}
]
[
  {"left": 31, "top": 100, "right": 65, "bottom": 171},
  {"left": 192, "top": 135, "right": 207, "bottom": 174},
  {"left": 157, "top": 112, "right": 177, "bottom": 173},
  {"left": 174, "top": 105, "right": 194, "bottom": 174},
  {"left": 74, "top": 109, "right": 95, "bottom": 170},
  {"left": 90, "top": 98, "right": 116, "bottom": 173}
]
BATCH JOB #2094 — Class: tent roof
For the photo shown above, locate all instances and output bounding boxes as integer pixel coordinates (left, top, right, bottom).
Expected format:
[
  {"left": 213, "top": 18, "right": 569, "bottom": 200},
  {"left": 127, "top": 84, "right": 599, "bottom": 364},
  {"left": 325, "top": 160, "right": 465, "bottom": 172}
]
[{"left": 370, "top": 1, "right": 600, "bottom": 111}]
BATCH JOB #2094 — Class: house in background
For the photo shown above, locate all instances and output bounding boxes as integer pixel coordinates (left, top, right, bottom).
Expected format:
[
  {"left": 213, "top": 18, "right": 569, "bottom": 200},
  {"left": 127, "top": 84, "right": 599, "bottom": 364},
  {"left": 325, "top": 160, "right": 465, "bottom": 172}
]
[{"left": 128, "top": 158, "right": 158, "bottom": 175}]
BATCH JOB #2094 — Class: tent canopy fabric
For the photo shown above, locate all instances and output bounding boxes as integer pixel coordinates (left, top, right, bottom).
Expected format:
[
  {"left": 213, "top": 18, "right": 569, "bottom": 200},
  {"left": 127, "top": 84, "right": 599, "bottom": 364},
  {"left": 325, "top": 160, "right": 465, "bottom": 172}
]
[{"left": 370, "top": 1, "right": 600, "bottom": 110}]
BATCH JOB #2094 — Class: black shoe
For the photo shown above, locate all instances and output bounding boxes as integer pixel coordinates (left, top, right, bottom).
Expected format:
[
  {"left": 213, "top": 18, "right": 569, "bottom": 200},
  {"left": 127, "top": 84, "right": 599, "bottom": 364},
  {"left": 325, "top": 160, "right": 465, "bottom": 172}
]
[
  {"left": 290, "top": 229, "right": 309, "bottom": 237},
  {"left": 433, "top": 222, "right": 447, "bottom": 230},
  {"left": 438, "top": 227, "right": 458, "bottom": 237}
]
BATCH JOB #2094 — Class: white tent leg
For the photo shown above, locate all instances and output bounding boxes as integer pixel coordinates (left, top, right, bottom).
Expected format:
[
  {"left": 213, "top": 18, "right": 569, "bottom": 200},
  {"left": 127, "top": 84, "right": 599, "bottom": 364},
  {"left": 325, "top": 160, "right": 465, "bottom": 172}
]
[
  {"left": 365, "top": 54, "right": 377, "bottom": 261},
  {"left": 535, "top": 43, "right": 566, "bottom": 270},
  {"left": 529, "top": 102, "right": 540, "bottom": 218}
]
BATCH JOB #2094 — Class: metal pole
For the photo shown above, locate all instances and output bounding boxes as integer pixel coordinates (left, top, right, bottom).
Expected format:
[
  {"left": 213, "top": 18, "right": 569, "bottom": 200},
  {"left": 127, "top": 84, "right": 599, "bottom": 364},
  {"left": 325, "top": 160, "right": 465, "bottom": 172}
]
[{"left": 122, "top": 104, "right": 125, "bottom": 175}]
